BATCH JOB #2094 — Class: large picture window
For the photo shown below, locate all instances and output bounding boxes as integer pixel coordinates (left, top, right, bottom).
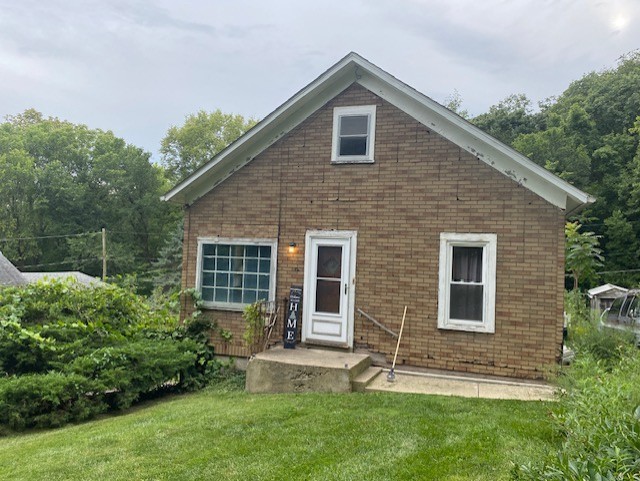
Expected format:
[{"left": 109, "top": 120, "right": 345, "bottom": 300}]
[
  {"left": 331, "top": 105, "right": 376, "bottom": 163},
  {"left": 438, "top": 233, "right": 497, "bottom": 333},
  {"left": 196, "top": 238, "right": 277, "bottom": 310}
]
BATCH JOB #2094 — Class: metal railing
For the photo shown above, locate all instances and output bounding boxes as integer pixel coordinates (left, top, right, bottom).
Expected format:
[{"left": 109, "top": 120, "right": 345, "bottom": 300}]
[{"left": 357, "top": 308, "right": 398, "bottom": 338}]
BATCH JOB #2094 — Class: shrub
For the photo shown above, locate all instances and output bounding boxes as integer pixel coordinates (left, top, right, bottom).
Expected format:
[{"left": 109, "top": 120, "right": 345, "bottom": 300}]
[
  {"left": 0, "top": 317, "right": 57, "bottom": 375},
  {"left": 63, "top": 338, "right": 200, "bottom": 409},
  {"left": 0, "top": 372, "right": 107, "bottom": 430},
  {"left": 513, "top": 343, "right": 640, "bottom": 480},
  {"left": 564, "top": 290, "right": 635, "bottom": 365},
  {"left": 0, "top": 278, "right": 220, "bottom": 432}
]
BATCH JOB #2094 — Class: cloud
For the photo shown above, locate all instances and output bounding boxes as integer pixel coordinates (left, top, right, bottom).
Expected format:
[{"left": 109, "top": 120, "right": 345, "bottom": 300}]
[{"left": 0, "top": 0, "right": 638, "bottom": 157}]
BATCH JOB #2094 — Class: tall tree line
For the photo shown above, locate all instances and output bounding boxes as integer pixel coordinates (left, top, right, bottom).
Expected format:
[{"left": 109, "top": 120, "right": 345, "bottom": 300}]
[
  {"left": 0, "top": 109, "right": 179, "bottom": 280},
  {"left": 0, "top": 109, "right": 255, "bottom": 292},
  {"left": 472, "top": 51, "right": 640, "bottom": 287}
]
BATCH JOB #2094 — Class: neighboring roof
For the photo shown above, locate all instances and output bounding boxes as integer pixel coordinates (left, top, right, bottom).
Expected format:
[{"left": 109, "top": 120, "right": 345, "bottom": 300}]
[
  {"left": 0, "top": 251, "right": 26, "bottom": 286},
  {"left": 21, "top": 271, "right": 102, "bottom": 287},
  {"left": 162, "top": 52, "right": 594, "bottom": 215},
  {"left": 587, "top": 283, "right": 628, "bottom": 299}
]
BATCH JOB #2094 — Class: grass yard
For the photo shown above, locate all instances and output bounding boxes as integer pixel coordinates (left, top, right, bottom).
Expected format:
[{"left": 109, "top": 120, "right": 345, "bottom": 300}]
[{"left": 0, "top": 377, "right": 555, "bottom": 481}]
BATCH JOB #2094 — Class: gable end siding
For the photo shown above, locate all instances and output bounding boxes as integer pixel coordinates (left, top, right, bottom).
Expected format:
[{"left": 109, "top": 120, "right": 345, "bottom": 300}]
[{"left": 181, "top": 84, "right": 564, "bottom": 380}]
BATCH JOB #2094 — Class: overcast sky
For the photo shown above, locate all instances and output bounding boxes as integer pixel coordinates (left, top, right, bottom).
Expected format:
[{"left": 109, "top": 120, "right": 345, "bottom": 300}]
[{"left": 1, "top": 0, "right": 638, "bottom": 160}]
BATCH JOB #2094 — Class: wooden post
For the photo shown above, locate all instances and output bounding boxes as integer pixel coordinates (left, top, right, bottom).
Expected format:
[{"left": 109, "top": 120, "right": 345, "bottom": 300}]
[{"left": 101, "top": 228, "right": 107, "bottom": 281}]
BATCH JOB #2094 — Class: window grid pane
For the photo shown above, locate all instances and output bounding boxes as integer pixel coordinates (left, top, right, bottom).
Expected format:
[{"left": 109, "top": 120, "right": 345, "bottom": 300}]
[
  {"left": 449, "top": 245, "right": 484, "bottom": 322},
  {"left": 338, "top": 114, "right": 369, "bottom": 157},
  {"left": 201, "top": 243, "right": 272, "bottom": 306}
]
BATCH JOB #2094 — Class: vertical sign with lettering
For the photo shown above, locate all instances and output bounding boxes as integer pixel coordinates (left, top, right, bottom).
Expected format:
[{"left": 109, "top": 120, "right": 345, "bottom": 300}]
[{"left": 284, "top": 286, "right": 302, "bottom": 349}]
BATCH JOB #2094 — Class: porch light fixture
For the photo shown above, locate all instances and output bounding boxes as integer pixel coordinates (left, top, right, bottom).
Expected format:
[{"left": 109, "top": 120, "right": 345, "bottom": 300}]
[{"left": 288, "top": 242, "right": 297, "bottom": 254}]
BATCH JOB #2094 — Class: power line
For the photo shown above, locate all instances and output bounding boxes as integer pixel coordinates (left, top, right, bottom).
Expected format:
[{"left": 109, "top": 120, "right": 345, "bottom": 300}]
[
  {"left": 597, "top": 268, "right": 640, "bottom": 274},
  {"left": 19, "top": 258, "right": 100, "bottom": 269},
  {"left": 0, "top": 231, "right": 100, "bottom": 242}
]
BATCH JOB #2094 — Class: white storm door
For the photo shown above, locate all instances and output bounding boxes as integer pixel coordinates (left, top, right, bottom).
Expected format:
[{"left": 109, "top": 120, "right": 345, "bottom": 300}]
[{"left": 302, "top": 231, "right": 356, "bottom": 347}]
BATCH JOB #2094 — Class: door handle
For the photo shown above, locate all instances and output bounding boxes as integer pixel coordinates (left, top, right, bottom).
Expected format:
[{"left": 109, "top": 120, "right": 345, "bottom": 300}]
[{"left": 344, "top": 283, "right": 348, "bottom": 294}]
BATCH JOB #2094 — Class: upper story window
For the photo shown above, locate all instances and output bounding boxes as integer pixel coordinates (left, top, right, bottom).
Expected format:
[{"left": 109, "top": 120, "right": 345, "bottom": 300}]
[
  {"left": 331, "top": 105, "right": 376, "bottom": 163},
  {"left": 437, "top": 233, "right": 497, "bottom": 333},
  {"left": 196, "top": 238, "right": 277, "bottom": 311}
]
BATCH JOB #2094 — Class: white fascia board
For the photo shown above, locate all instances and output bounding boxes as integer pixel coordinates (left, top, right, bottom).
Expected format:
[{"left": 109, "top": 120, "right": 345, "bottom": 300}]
[
  {"left": 162, "top": 55, "right": 360, "bottom": 205},
  {"left": 355, "top": 63, "right": 594, "bottom": 212}
]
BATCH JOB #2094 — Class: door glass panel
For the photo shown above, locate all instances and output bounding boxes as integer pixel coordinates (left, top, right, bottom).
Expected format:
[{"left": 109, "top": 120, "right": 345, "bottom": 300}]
[
  {"left": 317, "top": 246, "right": 342, "bottom": 278},
  {"left": 316, "top": 279, "right": 341, "bottom": 314}
]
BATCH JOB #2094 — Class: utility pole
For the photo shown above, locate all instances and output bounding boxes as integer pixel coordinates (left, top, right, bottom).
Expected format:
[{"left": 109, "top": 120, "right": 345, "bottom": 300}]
[{"left": 101, "top": 228, "right": 107, "bottom": 281}]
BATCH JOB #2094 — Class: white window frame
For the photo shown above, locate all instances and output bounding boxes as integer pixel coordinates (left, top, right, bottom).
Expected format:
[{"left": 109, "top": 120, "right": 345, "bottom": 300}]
[
  {"left": 195, "top": 237, "right": 278, "bottom": 311},
  {"left": 331, "top": 105, "right": 376, "bottom": 163},
  {"left": 437, "top": 233, "right": 497, "bottom": 333}
]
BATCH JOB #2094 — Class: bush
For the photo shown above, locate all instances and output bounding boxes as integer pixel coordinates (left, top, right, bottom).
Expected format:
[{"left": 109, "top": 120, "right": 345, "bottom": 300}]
[
  {"left": 63, "top": 338, "right": 199, "bottom": 409},
  {"left": 0, "top": 372, "right": 107, "bottom": 430},
  {"left": 514, "top": 355, "right": 640, "bottom": 480},
  {"left": 564, "top": 290, "right": 635, "bottom": 365},
  {"left": 513, "top": 330, "right": 640, "bottom": 480},
  {"left": 0, "top": 278, "right": 220, "bottom": 432}
]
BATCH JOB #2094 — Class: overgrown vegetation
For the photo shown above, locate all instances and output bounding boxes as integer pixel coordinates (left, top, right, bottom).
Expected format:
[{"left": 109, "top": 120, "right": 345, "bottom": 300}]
[
  {"left": 0, "top": 278, "right": 218, "bottom": 433},
  {"left": 513, "top": 292, "right": 640, "bottom": 480}
]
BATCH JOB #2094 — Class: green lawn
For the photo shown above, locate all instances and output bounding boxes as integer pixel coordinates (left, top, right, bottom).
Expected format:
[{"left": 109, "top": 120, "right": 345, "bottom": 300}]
[{"left": 0, "top": 378, "right": 555, "bottom": 481}]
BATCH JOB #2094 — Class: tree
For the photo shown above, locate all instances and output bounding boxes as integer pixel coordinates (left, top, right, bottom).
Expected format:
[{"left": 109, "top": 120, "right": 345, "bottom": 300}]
[
  {"left": 472, "top": 94, "right": 542, "bottom": 146},
  {"left": 602, "top": 210, "right": 640, "bottom": 286},
  {"left": 443, "top": 90, "right": 469, "bottom": 119},
  {"left": 0, "top": 110, "right": 180, "bottom": 281},
  {"left": 150, "top": 221, "right": 184, "bottom": 293},
  {"left": 160, "top": 110, "right": 257, "bottom": 181},
  {"left": 565, "top": 222, "right": 604, "bottom": 290}
]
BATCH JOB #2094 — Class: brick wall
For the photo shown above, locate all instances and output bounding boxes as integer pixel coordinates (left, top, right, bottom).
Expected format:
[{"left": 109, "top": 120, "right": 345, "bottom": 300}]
[{"left": 180, "top": 84, "right": 565, "bottom": 379}]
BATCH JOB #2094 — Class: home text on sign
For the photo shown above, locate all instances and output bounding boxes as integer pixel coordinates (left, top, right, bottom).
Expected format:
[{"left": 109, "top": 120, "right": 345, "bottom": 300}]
[{"left": 284, "top": 286, "right": 302, "bottom": 349}]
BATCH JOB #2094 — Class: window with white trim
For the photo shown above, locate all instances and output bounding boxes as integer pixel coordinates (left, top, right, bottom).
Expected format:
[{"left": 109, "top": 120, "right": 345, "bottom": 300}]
[
  {"left": 197, "top": 238, "right": 277, "bottom": 310},
  {"left": 437, "top": 233, "right": 497, "bottom": 333},
  {"left": 331, "top": 105, "right": 376, "bottom": 163}
]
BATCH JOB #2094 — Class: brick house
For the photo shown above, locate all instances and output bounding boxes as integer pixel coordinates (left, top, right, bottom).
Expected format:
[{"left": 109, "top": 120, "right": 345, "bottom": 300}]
[{"left": 163, "top": 53, "right": 593, "bottom": 380}]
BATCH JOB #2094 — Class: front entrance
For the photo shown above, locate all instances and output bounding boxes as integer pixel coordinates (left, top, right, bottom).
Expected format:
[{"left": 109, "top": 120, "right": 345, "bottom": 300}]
[{"left": 302, "top": 230, "right": 357, "bottom": 348}]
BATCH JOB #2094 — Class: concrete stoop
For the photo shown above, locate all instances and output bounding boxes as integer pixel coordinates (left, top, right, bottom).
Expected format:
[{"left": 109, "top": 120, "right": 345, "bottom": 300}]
[
  {"left": 244, "top": 347, "right": 556, "bottom": 401},
  {"left": 245, "top": 346, "right": 372, "bottom": 393}
]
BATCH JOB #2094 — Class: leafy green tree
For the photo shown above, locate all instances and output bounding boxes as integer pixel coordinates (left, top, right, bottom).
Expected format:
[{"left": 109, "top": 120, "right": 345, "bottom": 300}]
[
  {"left": 513, "top": 122, "right": 592, "bottom": 188},
  {"left": 565, "top": 222, "right": 604, "bottom": 290},
  {"left": 602, "top": 210, "right": 640, "bottom": 286},
  {"left": 472, "top": 94, "right": 542, "bottom": 146},
  {"left": 443, "top": 90, "right": 469, "bottom": 119},
  {"left": 160, "top": 109, "right": 257, "bottom": 181},
  {"left": 150, "top": 221, "right": 184, "bottom": 293},
  {"left": 0, "top": 110, "right": 179, "bottom": 280},
  {"left": 0, "top": 149, "right": 40, "bottom": 262}
]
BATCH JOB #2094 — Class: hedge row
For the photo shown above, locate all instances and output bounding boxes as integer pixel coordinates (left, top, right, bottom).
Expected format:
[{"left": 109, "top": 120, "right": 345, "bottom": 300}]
[{"left": 0, "top": 279, "right": 217, "bottom": 432}]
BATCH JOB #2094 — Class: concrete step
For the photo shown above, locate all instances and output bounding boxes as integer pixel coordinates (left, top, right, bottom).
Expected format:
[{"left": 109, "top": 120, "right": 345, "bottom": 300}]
[
  {"left": 352, "top": 366, "right": 383, "bottom": 392},
  {"left": 246, "top": 346, "right": 371, "bottom": 393}
]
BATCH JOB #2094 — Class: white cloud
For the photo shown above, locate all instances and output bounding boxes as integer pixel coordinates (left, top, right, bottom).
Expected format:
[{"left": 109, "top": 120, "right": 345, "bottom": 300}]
[{"left": 0, "top": 0, "right": 638, "bottom": 157}]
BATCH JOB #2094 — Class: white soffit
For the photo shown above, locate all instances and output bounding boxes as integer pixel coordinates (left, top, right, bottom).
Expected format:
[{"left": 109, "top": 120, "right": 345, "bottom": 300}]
[{"left": 163, "top": 52, "right": 594, "bottom": 213}]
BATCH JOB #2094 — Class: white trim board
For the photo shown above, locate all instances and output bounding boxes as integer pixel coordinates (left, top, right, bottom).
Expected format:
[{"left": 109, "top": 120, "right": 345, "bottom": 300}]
[{"left": 162, "top": 52, "right": 594, "bottom": 214}]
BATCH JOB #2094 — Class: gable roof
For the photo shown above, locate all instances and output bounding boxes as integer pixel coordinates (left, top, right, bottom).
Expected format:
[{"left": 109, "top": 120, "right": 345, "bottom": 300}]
[
  {"left": 21, "top": 271, "right": 102, "bottom": 287},
  {"left": 0, "top": 251, "right": 26, "bottom": 286},
  {"left": 587, "top": 283, "right": 628, "bottom": 298},
  {"left": 162, "top": 52, "right": 594, "bottom": 214}
]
